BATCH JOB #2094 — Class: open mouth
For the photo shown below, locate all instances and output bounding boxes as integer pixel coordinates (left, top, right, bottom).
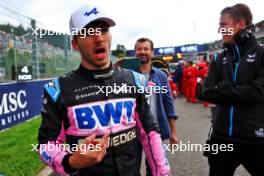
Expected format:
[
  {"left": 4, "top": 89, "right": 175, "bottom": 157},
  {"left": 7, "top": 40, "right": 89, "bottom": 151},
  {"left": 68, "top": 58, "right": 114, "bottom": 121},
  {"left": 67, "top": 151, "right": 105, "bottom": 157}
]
[
  {"left": 94, "top": 47, "right": 107, "bottom": 59},
  {"left": 94, "top": 47, "right": 106, "bottom": 54}
]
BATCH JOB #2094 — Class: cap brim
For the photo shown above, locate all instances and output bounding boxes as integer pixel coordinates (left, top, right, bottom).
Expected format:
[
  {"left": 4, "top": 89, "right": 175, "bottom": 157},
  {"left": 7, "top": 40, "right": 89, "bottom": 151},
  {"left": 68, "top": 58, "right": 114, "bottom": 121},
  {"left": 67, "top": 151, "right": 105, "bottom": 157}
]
[{"left": 86, "top": 17, "right": 116, "bottom": 27}]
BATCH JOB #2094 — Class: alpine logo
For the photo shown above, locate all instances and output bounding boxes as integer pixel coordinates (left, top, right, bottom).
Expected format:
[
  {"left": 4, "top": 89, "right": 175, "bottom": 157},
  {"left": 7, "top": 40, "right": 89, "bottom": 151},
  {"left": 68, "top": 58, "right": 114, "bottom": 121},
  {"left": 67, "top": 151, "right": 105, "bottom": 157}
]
[
  {"left": 255, "top": 128, "right": 264, "bottom": 137},
  {"left": 84, "top": 8, "right": 99, "bottom": 17},
  {"left": 48, "top": 81, "right": 56, "bottom": 90},
  {"left": 222, "top": 57, "right": 227, "bottom": 64},
  {"left": 246, "top": 53, "right": 256, "bottom": 63},
  {"left": 72, "top": 98, "right": 136, "bottom": 130},
  {"left": 247, "top": 53, "right": 256, "bottom": 59}
]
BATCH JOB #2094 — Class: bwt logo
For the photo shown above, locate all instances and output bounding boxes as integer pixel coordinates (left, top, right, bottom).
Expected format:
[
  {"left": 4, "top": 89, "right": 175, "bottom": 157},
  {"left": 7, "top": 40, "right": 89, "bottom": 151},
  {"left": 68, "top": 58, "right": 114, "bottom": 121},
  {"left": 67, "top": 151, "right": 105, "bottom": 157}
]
[
  {"left": 0, "top": 90, "right": 27, "bottom": 115},
  {"left": 74, "top": 100, "right": 135, "bottom": 129}
]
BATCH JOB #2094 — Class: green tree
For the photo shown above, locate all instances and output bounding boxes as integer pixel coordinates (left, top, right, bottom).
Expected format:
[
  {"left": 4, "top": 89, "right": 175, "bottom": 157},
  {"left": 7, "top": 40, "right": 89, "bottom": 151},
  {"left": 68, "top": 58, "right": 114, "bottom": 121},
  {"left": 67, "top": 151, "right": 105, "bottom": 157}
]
[
  {"left": 112, "top": 44, "right": 126, "bottom": 58},
  {"left": 5, "top": 48, "right": 15, "bottom": 79}
]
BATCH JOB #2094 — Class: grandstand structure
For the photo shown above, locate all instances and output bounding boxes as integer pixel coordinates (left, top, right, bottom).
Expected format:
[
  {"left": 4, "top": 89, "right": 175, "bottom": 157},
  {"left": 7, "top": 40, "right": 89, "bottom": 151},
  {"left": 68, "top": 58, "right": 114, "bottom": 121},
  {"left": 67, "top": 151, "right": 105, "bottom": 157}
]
[{"left": 0, "top": 5, "right": 80, "bottom": 83}]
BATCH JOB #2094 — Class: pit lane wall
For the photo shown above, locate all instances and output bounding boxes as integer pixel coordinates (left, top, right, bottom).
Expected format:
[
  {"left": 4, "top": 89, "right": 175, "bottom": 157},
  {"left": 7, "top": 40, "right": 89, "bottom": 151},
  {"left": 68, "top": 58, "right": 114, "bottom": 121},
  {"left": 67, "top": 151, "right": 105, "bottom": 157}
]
[{"left": 0, "top": 79, "right": 50, "bottom": 131}]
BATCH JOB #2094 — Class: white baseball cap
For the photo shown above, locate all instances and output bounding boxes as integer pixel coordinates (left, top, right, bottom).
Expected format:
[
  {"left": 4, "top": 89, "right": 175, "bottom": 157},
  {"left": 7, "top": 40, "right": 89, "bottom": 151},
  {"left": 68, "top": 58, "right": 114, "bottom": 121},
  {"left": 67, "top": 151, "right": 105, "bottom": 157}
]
[{"left": 69, "top": 5, "right": 115, "bottom": 35}]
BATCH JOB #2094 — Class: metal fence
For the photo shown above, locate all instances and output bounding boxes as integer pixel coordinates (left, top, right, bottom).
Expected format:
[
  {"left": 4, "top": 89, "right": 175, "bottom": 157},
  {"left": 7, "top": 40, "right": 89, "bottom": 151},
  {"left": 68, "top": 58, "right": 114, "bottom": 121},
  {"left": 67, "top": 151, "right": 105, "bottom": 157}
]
[{"left": 0, "top": 5, "right": 81, "bottom": 83}]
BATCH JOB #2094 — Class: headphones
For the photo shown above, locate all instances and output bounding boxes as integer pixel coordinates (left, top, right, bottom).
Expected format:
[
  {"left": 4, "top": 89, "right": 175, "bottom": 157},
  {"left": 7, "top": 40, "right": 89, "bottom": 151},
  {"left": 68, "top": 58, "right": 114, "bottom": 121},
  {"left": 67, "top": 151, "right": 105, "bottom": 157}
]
[{"left": 234, "top": 24, "right": 255, "bottom": 44}]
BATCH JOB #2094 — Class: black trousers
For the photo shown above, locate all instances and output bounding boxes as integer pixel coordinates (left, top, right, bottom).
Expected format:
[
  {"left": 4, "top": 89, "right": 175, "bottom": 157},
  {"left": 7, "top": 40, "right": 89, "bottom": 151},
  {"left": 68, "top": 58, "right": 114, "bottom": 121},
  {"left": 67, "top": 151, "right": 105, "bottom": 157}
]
[{"left": 208, "top": 136, "right": 264, "bottom": 176}]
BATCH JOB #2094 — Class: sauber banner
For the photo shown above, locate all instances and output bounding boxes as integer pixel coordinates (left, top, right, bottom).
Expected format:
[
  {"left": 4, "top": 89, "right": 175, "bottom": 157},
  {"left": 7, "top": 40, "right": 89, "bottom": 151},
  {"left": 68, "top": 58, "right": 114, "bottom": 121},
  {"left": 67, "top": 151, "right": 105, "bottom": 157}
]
[{"left": 0, "top": 79, "right": 50, "bottom": 131}]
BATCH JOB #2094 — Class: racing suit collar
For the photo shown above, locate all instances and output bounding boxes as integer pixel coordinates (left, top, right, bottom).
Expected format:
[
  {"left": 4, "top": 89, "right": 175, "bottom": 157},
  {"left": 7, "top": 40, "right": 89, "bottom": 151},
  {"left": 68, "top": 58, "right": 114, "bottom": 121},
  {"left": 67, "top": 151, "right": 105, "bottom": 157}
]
[{"left": 77, "top": 63, "right": 114, "bottom": 79}]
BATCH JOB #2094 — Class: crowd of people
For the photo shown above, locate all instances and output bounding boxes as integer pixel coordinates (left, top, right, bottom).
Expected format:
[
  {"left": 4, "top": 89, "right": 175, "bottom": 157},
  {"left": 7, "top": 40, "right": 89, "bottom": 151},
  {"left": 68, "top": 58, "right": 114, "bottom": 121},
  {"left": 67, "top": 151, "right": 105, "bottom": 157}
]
[
  {"left": 0, "top": 29, "right": 66, "bottom": 58},
  {"left": 172, "top": 57, "right": 209, "bottom": 107}
]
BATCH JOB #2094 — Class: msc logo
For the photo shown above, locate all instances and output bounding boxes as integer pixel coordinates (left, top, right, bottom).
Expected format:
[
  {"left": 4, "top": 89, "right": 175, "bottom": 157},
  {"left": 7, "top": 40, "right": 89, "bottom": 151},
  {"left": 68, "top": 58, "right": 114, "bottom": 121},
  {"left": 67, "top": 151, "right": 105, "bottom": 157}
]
[
  {"left": 74, "top": 99, "right": 135, "bottom": 129},
  {"left": 0, "top": 90, "right": 27, "bottom": 115},
  {"left": 84, "top": 8, "right": 99, "bottom": 17}
]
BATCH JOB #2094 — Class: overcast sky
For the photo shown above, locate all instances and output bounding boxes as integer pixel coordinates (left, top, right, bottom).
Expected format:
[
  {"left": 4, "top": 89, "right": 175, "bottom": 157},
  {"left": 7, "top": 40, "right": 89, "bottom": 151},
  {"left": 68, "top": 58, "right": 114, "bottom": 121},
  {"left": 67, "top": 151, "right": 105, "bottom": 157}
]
[{"left": 0, "top": 0, "right": 263, "bottom": 50}]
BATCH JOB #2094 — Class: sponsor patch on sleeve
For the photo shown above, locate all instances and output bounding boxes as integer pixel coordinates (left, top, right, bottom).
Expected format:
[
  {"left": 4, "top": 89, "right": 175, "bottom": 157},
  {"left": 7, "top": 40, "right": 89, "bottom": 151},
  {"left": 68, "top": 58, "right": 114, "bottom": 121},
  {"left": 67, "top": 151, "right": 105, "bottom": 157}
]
[{"left": 44, "top": 78, "right": 61, "bottom": 102}]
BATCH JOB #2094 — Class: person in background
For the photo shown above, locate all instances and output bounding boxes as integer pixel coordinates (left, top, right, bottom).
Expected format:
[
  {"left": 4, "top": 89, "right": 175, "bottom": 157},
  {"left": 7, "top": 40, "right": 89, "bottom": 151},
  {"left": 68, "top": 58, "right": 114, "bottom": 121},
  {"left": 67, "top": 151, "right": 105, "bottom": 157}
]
[
  {"left": 185, "top": 61, "right": 198, "bottom": 103},
  {"left": 174, "top": 61, "right": 184, "bottom": 96},
  {"left": 202, "top": 3, "right": 264, "bottom": 176},
  {"left": 182, "top": 61, "right": 188, "bottom": 98},
  {"left": 161, "top": 68, "right": 178, "bottom": 99},
  {"left": 134, "top": 37, "right": 178, "bottom": 176},
  {"left": 196, "top": 57, "right": 209, "bottom": 107}
]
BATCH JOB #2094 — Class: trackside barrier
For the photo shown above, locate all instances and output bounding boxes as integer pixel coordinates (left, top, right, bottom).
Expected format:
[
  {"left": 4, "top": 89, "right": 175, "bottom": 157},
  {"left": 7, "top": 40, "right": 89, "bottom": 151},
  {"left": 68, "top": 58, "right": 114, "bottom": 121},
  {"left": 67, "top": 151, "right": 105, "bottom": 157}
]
[{"left": 0, "top": 79, "right": 51, "bottom": 131}]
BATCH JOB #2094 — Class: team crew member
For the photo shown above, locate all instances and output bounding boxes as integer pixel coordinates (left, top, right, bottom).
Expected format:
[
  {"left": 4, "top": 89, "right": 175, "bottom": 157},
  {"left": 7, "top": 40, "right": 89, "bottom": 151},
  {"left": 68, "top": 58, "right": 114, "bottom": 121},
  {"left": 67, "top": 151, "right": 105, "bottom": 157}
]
[
  {"left": 134, "top": 38, "right": 178, "bottom": 176},
  {"left": 196, "top": 57, "right": 208, "bottom": 81},
  {"left": 182, "top": 61, "right": 188, "bottom": 97},
  {"left": 202, "top": 3, "right": 264, "bottom": 176},
  {"left": 185, "top": 61, "right": 198, "bottom": 103},
  {"left": 38, "top": 5, "right": 170, "bottom": 176},
  {"left": 196, "top": 57, "right": 209, "bottom": 107}
]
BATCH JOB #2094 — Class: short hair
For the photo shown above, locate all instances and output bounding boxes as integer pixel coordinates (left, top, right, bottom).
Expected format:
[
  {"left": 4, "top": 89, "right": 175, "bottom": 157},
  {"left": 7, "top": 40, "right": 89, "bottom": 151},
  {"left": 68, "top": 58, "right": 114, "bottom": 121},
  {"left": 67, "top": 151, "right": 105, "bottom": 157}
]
[
  {"left": 135, "top": 37, "right": 154, "bottom": 50},
  {"left": 221, "top": 3, "right": 253, "bottom": 25}
]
